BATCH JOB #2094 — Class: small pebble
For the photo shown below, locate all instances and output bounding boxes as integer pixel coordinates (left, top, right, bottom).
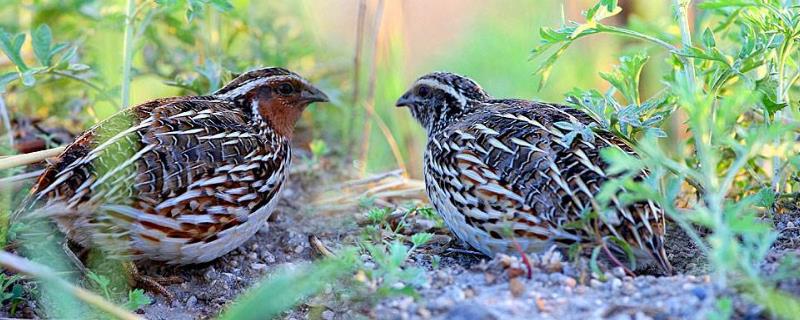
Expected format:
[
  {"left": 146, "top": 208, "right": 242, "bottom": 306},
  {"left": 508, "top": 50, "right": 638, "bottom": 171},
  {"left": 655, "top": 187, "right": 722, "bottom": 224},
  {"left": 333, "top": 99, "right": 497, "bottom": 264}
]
[
  {"left": 185, "top": 296, "right": 197, "bottom": 308},
  {"left": 563, "top": 277, "right": 577, "bottom": 288},
  {"left": 590, "top": 279, "right": 603, "bottom": 288},
  {"left": 610, "top": 278, "right": 622, "bottom": 290},
  {"left": 321, "top": 310, "right": 335, "bottom": 320},
  {"left": 509, "top": 278, "right": 525, "bottom": 297},
  {"left": 418, "top": 307, "right": 432, "bottom": 319},
  {"left": 692, "top": 287, "right": 707, "bottom": 300},
  {"left": 622, "top": 282, "right": 636, "bottom": 295},
  {"left": 788, "top": 221, "right": 796, "bottom": 228},
  {"left": 263, "top": 251, "right": 276, "bottom": 264},
  {"left": 251, "top": 263, "right": 267, "bottom": 271},
  {"left": 611, "top": 267, "right": 626, "bottom": 278},
  {"left": 247, "top": 252, "right": 258, "bottom": 260},
  {"left": 204, "top": 268, "right": 219, "bottom": 281}
]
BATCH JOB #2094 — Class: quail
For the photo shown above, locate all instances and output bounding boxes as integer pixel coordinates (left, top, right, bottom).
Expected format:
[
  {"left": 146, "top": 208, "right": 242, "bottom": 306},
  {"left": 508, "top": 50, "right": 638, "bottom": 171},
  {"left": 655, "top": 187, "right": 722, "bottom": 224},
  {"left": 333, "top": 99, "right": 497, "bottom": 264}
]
[
  {"left": 14, "top": 67, "right": 329, "bottom": 265},
  {"left": 396, "top": 72, "right": 672, "bottom": 274}
]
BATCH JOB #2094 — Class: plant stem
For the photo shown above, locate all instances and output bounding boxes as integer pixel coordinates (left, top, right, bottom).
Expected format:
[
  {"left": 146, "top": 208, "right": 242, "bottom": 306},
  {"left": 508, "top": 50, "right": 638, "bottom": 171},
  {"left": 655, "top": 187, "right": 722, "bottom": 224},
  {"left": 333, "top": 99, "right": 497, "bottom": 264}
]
[
  {"left": 347, "top": 0, "right": 367, "bottom": 155},
  {"left": 0, "top": 146, "right": 65, "bottom": 170},
  {"left": 120, "top": 0, "right": 137, "bottom": 109},
  {"left": 0, "top": 251, "right": 142, "bottom": 320},
  {"left": 0, "top": 94, "right": 13, "bottom": 148},
  {"left": 50, "top": 70, "right": 120, "bottom": 109},
  {"left": 673, "top": 0, "right": 697, "bottom": 90}
]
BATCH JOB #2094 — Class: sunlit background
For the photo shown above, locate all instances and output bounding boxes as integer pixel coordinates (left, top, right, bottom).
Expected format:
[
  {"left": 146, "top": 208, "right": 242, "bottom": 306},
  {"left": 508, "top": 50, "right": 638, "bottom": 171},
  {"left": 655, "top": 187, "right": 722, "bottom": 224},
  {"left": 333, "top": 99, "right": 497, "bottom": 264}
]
[{"left": 0, "top": 0, "right": 676, "bottom": 178}]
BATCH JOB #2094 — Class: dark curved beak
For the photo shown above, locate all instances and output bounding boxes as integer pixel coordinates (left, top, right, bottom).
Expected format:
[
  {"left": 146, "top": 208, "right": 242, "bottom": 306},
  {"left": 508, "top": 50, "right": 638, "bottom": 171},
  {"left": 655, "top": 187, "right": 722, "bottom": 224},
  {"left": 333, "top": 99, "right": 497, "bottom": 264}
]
[
  {"left": 301, "top": 86, "right": 330, "bottom": 104},
  {"left": 395, "top": 92, "right": 413, "bottom": 108}
]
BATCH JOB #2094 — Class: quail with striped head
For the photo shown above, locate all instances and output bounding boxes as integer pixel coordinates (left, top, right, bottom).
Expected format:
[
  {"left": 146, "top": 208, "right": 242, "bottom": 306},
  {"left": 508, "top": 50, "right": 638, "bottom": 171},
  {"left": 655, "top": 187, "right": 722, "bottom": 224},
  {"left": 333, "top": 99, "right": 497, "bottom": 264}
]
[
  {"left": 396, "top": 72, "right": 672, "bottom": 274},
  {"left": 15, "top": 67, "right": 328, "bottom": 265}
]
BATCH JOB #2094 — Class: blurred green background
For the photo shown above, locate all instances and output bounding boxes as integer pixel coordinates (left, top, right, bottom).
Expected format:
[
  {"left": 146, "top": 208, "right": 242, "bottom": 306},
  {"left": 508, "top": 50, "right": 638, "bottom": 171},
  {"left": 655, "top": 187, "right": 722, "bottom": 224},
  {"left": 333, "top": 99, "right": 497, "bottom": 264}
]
[{"left": 0, "top": 0, "right": 674, "bottom": 178}]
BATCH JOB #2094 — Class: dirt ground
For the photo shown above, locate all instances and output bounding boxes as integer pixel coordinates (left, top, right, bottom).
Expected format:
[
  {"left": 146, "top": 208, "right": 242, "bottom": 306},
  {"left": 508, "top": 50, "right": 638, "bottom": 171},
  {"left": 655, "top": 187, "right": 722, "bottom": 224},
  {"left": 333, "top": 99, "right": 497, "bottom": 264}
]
[{"left": 3, "top": 157, "right": 799, "bottom": 320}]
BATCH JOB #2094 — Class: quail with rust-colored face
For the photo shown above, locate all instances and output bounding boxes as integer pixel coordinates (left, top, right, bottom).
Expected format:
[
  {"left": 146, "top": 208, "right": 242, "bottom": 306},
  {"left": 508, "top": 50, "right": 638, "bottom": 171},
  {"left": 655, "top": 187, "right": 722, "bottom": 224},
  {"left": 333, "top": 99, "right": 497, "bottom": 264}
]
[
  {"left": 397, "top": 72, "right": 672, "bottom": 274},
  {"left": 15, "top": 67, "right": 328, "bottom": 265}
]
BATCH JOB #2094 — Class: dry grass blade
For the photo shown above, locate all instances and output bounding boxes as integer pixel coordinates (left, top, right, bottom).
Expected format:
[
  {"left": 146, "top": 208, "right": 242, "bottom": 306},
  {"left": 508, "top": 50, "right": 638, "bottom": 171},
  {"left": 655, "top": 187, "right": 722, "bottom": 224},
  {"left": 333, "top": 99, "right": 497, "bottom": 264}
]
[
  {"left": 313, "top": 169, "right": 425, "bottom": 212},
  {"left": 308, "top": 235, "right": 336, "bottom": 258},
  {"left": 0, "top": 146, "right": 65, "bottom": 170},
  {"left": 357, "top": 0, "right": 408, "bottom": 176},
  {"left": 0, "top": 251, "right": 142, "bottom": 320}
]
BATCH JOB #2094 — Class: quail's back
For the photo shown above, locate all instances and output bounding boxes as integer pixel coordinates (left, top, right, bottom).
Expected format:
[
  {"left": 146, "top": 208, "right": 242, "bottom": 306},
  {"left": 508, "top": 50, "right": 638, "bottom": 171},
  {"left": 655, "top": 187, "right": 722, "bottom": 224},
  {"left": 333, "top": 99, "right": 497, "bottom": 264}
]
[{"left": 15, "top": 67, "right": 328, "bottom": 265}]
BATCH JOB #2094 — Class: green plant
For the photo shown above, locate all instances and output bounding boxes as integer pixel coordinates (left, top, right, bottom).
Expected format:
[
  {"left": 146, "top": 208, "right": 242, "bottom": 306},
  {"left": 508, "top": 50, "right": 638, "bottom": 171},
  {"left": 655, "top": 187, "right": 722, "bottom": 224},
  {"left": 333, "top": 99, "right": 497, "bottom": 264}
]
[
  {"left": 360, "top": 240, "right": 426, "bottom": 299},
  {"left": 122, "top": 289, "right": 151, "bottom": 311},
  {"left": 533, "top": 0, "right": 800, "bottom": 317},
  {"left": 220, "top": 249, "right": 358, "bottom": 320},
  {"left": 0, "top": 274, "right": 24, "bottom": 316},
  {"left": 86, "top": 271, "right": 112, "bottom": 301}
]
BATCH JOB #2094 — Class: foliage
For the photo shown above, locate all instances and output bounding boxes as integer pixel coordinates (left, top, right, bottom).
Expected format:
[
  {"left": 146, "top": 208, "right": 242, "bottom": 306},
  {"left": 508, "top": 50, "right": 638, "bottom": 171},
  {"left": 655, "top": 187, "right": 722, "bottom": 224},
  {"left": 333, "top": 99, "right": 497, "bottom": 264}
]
[
  {"left": 220, "top": 249, "right": 358, "bottom": 320},
  {"left": 533, "top": 0, "right": 800, "bottom": 317},
  {"left": 122, "top": 289, "right": 151, "bottom": 311},
  {"left": 0, "top": 274, "right": 24, "bottom": 316}
]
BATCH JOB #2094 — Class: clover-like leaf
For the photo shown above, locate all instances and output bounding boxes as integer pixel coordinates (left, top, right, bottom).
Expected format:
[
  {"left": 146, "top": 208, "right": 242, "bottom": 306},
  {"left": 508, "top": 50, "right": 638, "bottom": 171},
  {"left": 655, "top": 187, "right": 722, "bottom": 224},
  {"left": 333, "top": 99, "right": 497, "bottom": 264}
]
[
  {"left": 32, "top": 24, "right": 53, "bottom": 66},
  {"left": 0, "top": 29, "right": 28, "bottom": 71}
]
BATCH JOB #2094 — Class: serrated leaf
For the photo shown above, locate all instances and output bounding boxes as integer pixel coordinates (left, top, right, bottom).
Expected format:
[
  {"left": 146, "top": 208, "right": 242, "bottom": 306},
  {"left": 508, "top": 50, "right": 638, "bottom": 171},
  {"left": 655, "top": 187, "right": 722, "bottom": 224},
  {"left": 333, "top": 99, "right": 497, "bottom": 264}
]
[
  {"left": 32, "top": 24, "right": 53, "bottom": 66},
  {"left": 599, "top": 53, "right": 648, "bottom": 105},
  {"left": 123, "top": 289, "right": 152, "bottom": 311}
]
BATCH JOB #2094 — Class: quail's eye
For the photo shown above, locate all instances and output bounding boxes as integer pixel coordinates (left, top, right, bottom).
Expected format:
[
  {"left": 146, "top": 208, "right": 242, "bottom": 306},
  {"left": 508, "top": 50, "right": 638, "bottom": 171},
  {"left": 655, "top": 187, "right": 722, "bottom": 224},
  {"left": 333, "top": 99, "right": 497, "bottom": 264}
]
[
  {"left": 277, "top": 83, "right": 295, "bottom": 95},
  {"left": 417, "top": 85, "right": 431, "bottom": 98}
]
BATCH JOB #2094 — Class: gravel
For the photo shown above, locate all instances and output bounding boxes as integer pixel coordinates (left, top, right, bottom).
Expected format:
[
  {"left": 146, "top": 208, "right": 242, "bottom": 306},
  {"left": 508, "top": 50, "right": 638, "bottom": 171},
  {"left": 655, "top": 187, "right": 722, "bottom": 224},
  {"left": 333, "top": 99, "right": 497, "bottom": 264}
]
[{"left": 2, "top": 168, "right": 798, "bottom": 319}]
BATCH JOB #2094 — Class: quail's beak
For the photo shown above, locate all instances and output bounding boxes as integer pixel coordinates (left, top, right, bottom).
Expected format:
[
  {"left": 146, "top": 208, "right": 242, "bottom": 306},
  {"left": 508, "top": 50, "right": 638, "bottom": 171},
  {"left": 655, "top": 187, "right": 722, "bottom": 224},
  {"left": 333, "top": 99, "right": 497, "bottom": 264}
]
[
  {"left": 395, "top": 92, "right": 413, "bottom": 108},
  {"left": 301, "top": 86, "right": 330, "bottom": 104}
]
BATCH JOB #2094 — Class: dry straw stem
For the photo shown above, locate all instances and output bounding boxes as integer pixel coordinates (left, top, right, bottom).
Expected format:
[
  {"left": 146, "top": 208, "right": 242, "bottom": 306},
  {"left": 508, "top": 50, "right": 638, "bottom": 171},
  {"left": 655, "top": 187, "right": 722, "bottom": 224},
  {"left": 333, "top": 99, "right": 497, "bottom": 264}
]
[
  {"left": 313, "top": 169, "right": 425, "bottom": 211},
  {"left": 0, "top": 146, "right": 65, "bottom": 170},
  {"left": 355, "top": 0, "right": 408, "bottom": 177},
  {"left": 0, "top": 251, "right": 142, "bottom": 320}
]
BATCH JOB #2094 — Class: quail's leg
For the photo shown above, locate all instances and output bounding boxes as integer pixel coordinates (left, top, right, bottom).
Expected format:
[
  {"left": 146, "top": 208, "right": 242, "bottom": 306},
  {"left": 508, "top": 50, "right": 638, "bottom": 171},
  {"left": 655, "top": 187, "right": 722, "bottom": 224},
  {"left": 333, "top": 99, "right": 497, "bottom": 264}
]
[{"left": 123, "top": 262, "right": 183, "bottom": 301}]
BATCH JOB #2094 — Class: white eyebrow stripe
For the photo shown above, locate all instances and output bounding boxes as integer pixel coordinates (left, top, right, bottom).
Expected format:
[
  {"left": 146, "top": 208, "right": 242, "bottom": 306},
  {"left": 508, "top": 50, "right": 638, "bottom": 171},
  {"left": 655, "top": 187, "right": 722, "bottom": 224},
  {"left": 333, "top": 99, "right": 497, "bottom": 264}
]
[
  {"left": 413, "top": 79, "right": 467, "bottom": 106},
  {"left": 214, "top": 75, "right": 311, "bottom": 100}
]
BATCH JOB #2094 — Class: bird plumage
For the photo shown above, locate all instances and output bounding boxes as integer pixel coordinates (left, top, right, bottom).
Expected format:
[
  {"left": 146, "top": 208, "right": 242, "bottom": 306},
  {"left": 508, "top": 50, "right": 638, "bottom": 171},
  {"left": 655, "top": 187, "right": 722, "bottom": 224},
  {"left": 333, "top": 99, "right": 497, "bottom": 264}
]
[
  {"left": 15, "top": 67, "right": 328, "bottom": 265},
  {"left": 397, "top": 72, "right": 671, "bottom": 274}
]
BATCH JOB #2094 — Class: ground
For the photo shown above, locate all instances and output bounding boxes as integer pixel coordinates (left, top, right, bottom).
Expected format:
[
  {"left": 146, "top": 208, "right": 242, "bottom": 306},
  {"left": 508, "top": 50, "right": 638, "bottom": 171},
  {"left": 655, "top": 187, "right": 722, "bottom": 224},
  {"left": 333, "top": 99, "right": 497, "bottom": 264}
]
[{"left": 2, "top": 149, "right": 799, "bottom": 319}]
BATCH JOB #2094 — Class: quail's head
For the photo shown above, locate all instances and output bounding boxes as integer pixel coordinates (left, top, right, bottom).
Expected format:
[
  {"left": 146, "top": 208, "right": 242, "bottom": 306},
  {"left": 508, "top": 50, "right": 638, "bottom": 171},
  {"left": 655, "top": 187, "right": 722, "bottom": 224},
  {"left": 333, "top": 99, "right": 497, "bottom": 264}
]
[
  {"left": 214, "top": 67, "right": 329, "bottom": 136},
  {"left": 396, "top": 72, "right": 489, "bottom": 134}
]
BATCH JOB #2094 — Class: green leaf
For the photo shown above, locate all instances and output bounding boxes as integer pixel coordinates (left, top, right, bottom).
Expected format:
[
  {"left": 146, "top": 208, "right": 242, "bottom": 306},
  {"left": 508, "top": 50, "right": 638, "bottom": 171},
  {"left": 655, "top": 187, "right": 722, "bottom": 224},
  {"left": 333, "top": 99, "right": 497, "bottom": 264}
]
[
  {"left": 607, "top": 237, "right": 636, "bottom": 270},
  {"left": 410, "top": 233, "right": 433, "bottom": 248},
  {"left": 0, "top": 29, "right": 28, "bottom": 71},
  {"left": 702, "top": 27, "right": 716, "bottom": 48},
  {"left": 32, "top": 24, "right": 53, "bottom": 66},
  {"left": 599, "top": 53, "right": 648, "bottom": 105},
  {"left": 209, "top": 0, "right": 234, "bottom": 12},
  {"left": 220, "top": 250, "right": 357, "bottom": 320},
  {"left": 123, "top": 289, "right": 152, "bottom": 311},
  {"left": 755, "top": 76, "right": 786, "bottom": 116}
]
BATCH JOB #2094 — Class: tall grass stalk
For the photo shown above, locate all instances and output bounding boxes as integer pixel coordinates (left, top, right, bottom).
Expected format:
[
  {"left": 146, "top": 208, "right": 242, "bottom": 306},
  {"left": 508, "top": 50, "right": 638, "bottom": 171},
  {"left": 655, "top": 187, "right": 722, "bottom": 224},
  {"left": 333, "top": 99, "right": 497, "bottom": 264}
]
[{"left": 120, "top": 0, "right": 137, "bottom": 109}]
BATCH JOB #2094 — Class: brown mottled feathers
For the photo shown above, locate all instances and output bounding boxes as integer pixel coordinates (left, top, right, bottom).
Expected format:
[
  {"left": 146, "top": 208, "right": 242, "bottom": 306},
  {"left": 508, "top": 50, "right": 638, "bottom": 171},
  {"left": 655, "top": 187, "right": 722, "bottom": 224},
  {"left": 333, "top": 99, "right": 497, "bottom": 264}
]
[{"left": 15, "top": 68, "right": 327, "bottom": 265}]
